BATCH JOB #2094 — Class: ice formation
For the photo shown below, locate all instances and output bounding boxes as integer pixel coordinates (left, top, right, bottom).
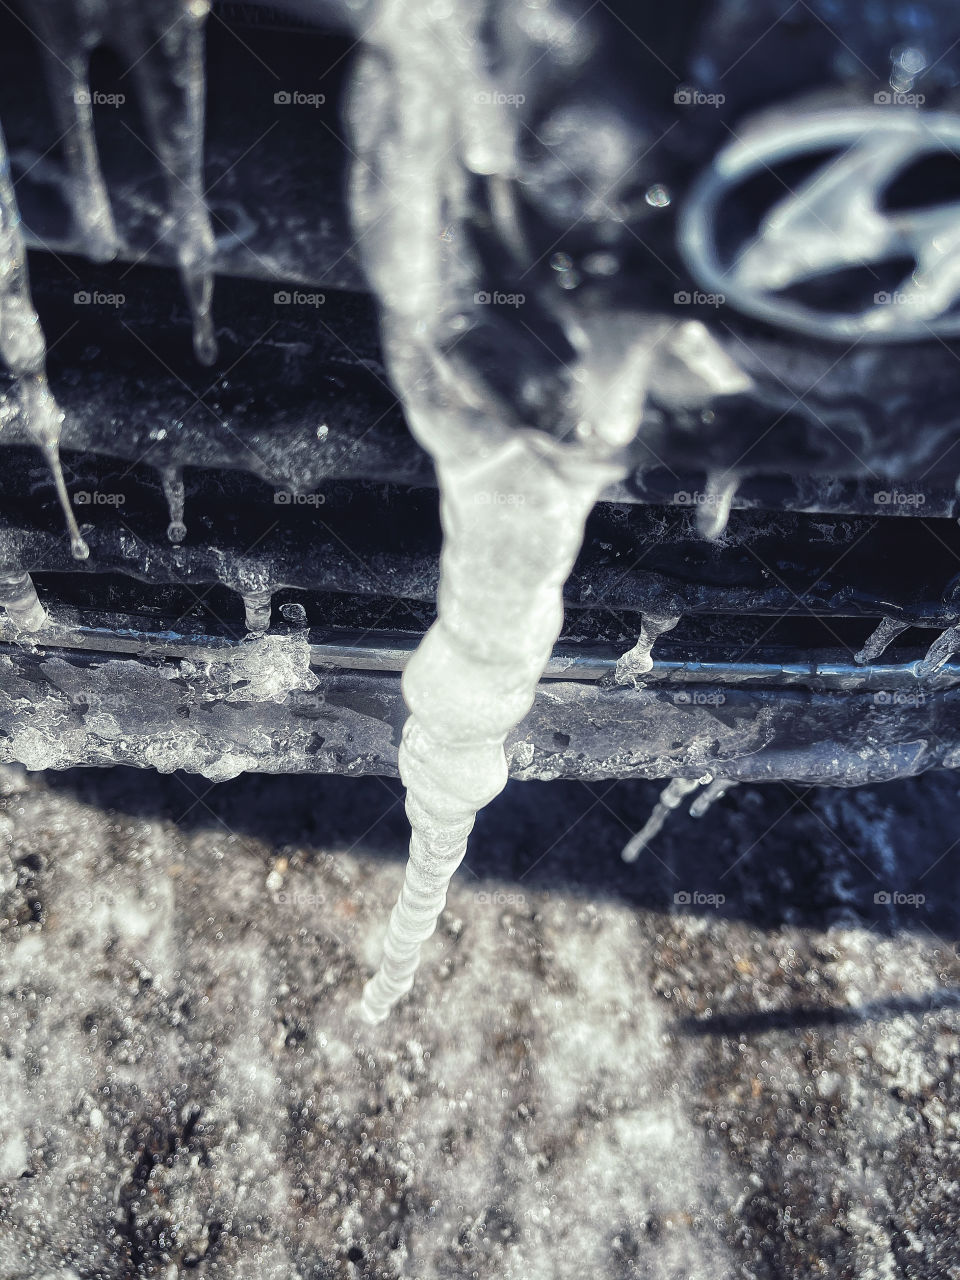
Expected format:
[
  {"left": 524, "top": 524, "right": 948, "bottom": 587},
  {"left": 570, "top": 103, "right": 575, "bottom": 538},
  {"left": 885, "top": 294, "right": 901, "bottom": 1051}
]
[
  {"left": 918, "top": 623, "right": 960, "bottom": 677},
  {"left": 696, "top": 471, "right": 738, "bottom": 541},
  {"left": 689, "top": 776, "right": 738, "bottom": 819},
  {"left": 615, "top": 614, "right": 681, "bottom": 685},
  {"left": 160, "top": 465, "right": 187, "bottom": 544},
  {"left": 0, "top": 569, "right": 46, "bottom": 634},
  {"left": 0, "top": 126, "right": 88, "bottom": 560},
  {"left": 347, "top": 0, "right": 674, "bottom": 1021},
  {"left": 29, "top": 0, "right": 217, "bottom": 363},
  {"left": 854, "top": 616, "right": 909, "bottom": 665},
  {"left": 621, "top": 776, "right": 713, "bottom": 863}
]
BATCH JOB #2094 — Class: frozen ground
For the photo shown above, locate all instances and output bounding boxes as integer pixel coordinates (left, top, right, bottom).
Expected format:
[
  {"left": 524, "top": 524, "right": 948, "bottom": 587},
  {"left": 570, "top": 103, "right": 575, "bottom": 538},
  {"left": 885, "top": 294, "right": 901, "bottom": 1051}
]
[{"left": 0, "top": 762, "right": 959, "bottom": 1279}]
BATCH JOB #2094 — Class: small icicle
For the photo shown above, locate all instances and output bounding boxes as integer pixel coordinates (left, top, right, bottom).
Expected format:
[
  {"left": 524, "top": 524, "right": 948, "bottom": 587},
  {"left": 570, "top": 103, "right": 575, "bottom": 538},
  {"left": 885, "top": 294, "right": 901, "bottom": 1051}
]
[
  {"left": 622, "top": 774, "right": 712, "bottom": 862},
  {"left": 918, "top": 623, "right": 960, "bottom": 678},
  {"left": 242, "top": 588, "right": 273, "bottom": 633},
  {"left": 159, "top": 465, "right": 187, "bottom": 543},
  {"left": 0, "top": 126, "right": 88, "bottom": 560},
  {"left": 696, "top": 471, "right": 738, "bottom": 541},
  {"left": 614, "top": 614, "right": 681, "bottom": 685},
  {"left": 854, "top": 616, "right": 910, "bottom": 665},
  {"left": 28, "top": 4, "right": 118, "bottom": 262},
  {"left": 124, "top": 0, "right": 217, "bottom": 364},
  {"left": 0, "top": 568, "right": 47, "bottom": 633},
  {"left": 689, "top": 777, "right": 738, "bottom": 819}
]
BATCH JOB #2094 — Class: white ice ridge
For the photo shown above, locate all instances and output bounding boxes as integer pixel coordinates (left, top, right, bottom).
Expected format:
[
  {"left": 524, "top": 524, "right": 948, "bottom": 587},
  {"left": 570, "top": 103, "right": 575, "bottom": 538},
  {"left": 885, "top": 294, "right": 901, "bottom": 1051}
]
[
  {"left": 29, "top": 0, "right": 216, "bottom": 363},
  {"left": 0, "top": 126, "right": 88, "bottom": 560}
]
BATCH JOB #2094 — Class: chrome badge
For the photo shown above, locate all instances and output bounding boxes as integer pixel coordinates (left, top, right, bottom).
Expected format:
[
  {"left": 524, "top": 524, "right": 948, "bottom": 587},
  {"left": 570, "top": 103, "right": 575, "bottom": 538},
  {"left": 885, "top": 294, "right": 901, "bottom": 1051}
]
[{"left": 679, "top": 109, "right": 960, "bottom": 341}]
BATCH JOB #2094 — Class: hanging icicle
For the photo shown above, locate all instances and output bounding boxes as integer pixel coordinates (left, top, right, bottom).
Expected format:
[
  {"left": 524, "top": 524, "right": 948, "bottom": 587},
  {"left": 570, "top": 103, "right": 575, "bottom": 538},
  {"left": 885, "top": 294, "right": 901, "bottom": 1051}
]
[
  {"left": 0, "top": 568, "right": 47, "bottom": 633},
  {"left": 918, "top": 623, "right": 960, "bottom": 678},
  {"left": 854, "top": 616, "right": 909, "bottom": 665},
  {"left": 696, "top": 470, "right": 738, "bottom": 541},
  {"left": 159, "top": 465, "right": 187, "bottom": 544},
  {"left": 29, "top": 0, "right": 217, "bottom": 362},
  {"left": 689, "top": 777, "right": 738, "bottom": 819},
  {"left": 621, "top": 775, "right": 712, "bottom": 863},
  {"left": 0, "top": 125, "right": 88, "bottom": 560},
  {"left": 615, "top": 613, "right": 681, "bottom": 685}
]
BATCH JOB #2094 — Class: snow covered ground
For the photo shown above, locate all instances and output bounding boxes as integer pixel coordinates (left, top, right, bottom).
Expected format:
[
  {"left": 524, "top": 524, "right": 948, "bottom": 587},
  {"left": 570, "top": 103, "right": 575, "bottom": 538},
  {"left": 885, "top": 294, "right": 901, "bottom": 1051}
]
[{"left": 1, "top": 763, "right": 958, "bottom": 1278}]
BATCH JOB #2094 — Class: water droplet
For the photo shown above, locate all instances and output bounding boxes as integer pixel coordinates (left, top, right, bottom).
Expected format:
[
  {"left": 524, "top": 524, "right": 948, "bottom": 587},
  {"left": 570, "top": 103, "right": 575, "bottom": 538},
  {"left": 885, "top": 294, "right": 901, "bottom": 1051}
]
[{"left": 645, "top": 183, "right": 671, "bottom": 208}]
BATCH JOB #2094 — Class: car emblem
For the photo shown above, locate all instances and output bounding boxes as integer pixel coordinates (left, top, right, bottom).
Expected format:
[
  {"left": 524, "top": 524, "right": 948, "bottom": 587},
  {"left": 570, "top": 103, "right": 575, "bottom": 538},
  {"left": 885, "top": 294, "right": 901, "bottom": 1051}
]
[{"left": 679, "top": 109, "right": 960, "bottom": 341}]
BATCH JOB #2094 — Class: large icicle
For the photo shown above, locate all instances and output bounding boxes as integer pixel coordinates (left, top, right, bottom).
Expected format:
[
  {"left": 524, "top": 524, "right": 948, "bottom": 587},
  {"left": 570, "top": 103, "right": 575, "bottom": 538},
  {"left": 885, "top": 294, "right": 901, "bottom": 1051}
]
[
  {"left": 615, "top": 613, "right": 681, "bottom": 685},
  {"left": 361, "top": 441, "right": 621, "bottom": 1022},
  {"left": 621, "top": 776, "right": 711, "bottom": 863},
  {"left": 854, "top": 616, "right": 909, "bottom": 665},
  {"left": 0, "top": 125, "right": 88, "bottom": 560},
  {"left": 347, "top": 0, "right": 747, "bottom": 1020}
]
